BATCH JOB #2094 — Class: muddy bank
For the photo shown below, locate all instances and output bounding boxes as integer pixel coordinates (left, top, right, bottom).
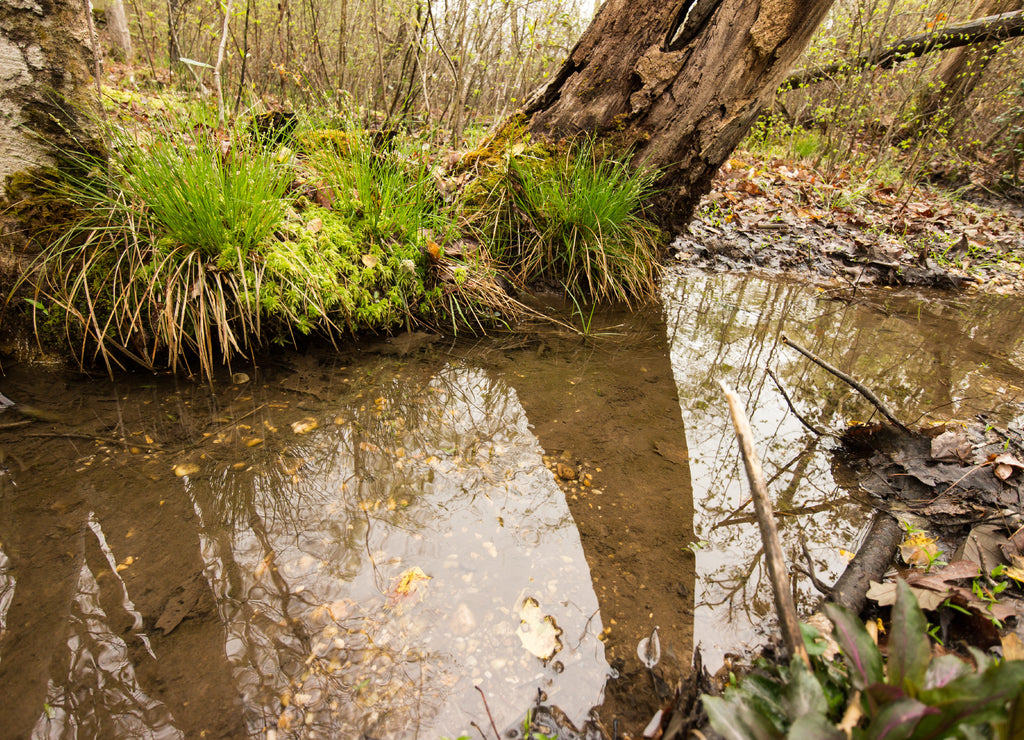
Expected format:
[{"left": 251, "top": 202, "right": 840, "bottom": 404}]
[{"left": 674, "top": 151, "right": 1024, "bottom": 294}]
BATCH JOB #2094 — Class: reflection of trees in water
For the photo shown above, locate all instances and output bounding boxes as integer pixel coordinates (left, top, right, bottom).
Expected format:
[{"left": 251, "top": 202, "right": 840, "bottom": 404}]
[
  {"left": 186, "top": 362, "right": 576, "bottom": 736},
  {"left": 662, "top": 272, "right": 1024, "bottom": 662}
]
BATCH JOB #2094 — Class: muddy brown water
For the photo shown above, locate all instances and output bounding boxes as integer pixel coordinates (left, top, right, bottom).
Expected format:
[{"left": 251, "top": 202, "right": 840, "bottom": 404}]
[{"left": 2, "top": 269, "right": 1024, "bottom": 738}]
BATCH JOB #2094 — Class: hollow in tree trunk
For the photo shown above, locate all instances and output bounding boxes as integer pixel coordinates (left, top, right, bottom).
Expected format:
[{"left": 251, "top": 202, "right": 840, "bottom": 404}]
[{"left": 524, "top": 0, "right": 836, "bottom": 230}]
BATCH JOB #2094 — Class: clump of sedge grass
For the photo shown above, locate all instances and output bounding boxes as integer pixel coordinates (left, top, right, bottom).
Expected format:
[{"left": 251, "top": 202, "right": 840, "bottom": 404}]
[
  {"left": 32, "top": 123, "right": 334, "bottom": 378},
  {"left": 308, "top": 126, "right": 521, "bottom": 331},
  {"left": 469, "top": 138, "right": 662, "bottom": 305}
]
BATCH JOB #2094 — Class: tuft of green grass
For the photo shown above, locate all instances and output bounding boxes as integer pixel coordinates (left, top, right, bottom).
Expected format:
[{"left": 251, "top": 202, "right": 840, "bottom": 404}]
[
  {"left": 121, "top": 134, "right": 292, "bottom": 259},
  {"left": 30, "top": 123, "right": 340, "bottom": 378},
  {"left": 469, "top": 138, "right": 662, "bottom": 305}
]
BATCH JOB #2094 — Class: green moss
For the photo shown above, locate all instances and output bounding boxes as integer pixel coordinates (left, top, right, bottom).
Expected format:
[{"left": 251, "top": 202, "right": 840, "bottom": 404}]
[
  {"left": 459, "top": 113, "right": 529, "bottom": 170},
  {"left": 3, "top": 167, "right": 83, "bottom": 249},
  {"left": 295, "top": 129, "right": 353, "bottom": 156}
]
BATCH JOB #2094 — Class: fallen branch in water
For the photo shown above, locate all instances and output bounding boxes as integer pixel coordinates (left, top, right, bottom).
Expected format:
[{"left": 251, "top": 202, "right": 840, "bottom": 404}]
[
  {"left": 828, "top": 510, "right": 903, "bottom": 614},
  {"left": 720, "top": 381, "right": 810, "bottom": 668},
  {"left": 781, "top": 335, "right": 912, "bottom": 434}
]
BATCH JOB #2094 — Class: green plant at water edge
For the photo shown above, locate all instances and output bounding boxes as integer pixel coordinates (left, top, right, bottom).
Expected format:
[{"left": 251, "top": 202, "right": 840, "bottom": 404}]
[
  {"left": 32, "top": 126, "right": 297, "bottom": 377},
  {"left": 309, "top": 126, "right": 500, "bottom": 330},
  {"left": 310, "top": 126, "right": 449, "bottom": 244},
  {"left": 470, "top": 138, "right": 662, "bottom": 305},
  {"left": 705, "top": 579, "right": 1024, "bottom": 739}
]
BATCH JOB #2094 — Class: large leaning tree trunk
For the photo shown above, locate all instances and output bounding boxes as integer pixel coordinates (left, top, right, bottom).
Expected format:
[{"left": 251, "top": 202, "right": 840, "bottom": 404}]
[{"left": 523, "top": 0, "right": 835, "bottom": 230}]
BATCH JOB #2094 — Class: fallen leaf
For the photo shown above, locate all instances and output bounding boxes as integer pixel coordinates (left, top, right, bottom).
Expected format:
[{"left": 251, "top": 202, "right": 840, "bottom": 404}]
[
  {"left": 930, "top": 429, "right": 972, "bottom": 462},
  {"left": 953, "top": 524, "right": 1011, "bottom": 574},
  {"left": 517, "top": 597, "right": 563, "bottom": 662},
  {"left": 1001, "top": 632, "right": 1024, "bottom": 661},
  {"left": 291, "top": 418, "right": 318, "bottom": 435},
  {"left": 173, "top": 462, "right": 200, "bottom": 477},
  {"left": 361, "top": 254, "right": 379, "bottom": 268},
  {"left": 993, "top": 452, "right": 1024, "bottom": 480},
  {"left": 900, "top": 531, "right": 941, "bottom": 568},
  {"left": 866, "top": 580, "right": 897, "bottom": 606},
  {"left": 738, "top": 179, "right": 764, "bottom": 196},
  {"left": 387, "top": 566, "right": 430, "bottom": 608}
]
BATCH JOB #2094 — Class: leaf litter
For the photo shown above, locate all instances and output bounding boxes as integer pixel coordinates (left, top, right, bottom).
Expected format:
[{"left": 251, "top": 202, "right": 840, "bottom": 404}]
[{"left": 840, "top": 417, "right": 1024, "bottom": 647}]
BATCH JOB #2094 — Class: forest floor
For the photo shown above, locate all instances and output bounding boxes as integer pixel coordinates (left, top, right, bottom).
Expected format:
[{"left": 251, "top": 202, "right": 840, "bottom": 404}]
[{"left": 674, "top": 150, "right": 1024, "bottom": 296}]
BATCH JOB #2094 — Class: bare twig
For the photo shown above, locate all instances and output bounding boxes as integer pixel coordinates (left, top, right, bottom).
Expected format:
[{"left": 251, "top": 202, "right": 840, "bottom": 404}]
[
  {"left": 475, "top": 686, "right": 501, "bottom": 740},
  {"left": 213, "top": 0, "right": 236, "bottom": 126},
  {"left": 798, "top": 536, "right": 833, "bottom": 595},
  {"left": 781, "top": 335, "right": 912, "bottom": 434},
  {"left": 766, "top": 366, "right": 827, "bottom": 437},
  {"left": 720, "top": 381, "right": 810, "bottom": 667}
]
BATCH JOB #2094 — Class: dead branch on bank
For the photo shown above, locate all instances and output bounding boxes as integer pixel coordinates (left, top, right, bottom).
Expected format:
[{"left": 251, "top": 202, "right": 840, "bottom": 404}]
[
  {"left": 828, "top": 511, "right": 904, "bottom": 614},
  {"left": 785, "top": 9, "right": 1024, "bottom": 88}
]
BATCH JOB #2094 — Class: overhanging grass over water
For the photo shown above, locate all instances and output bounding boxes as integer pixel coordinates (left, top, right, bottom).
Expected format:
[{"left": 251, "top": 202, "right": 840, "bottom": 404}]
[{"left": 17, "top": 110, "right": 663, "bottom": 378}]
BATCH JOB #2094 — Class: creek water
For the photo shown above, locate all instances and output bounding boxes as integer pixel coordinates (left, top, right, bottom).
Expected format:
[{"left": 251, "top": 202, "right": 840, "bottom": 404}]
[{"left": 2, "top": 268, "right": 1024, "bottom": 738}]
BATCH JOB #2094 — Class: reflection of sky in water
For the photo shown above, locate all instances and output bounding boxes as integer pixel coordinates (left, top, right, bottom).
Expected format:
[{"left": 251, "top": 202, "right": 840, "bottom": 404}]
[
  {"left": 33, "top": 529, "right": 180, "bottom": 739},
  {"left": 662, "top": 269, "right": 1024, "bottom": 669},
  {"left": 0, "top": 547, "right": 13, "bottom": 639},
  {"left": 186, "top": 364, "right": 607, "bottom": 738}
]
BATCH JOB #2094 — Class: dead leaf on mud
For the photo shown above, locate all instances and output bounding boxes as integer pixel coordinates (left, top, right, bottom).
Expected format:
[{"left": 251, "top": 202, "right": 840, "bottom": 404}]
[
  {"left": 930, "top": 429, "right": 972, "bottom": 462},
  {"left": 953, "top": 523, "right": 1013, "bottom": 574},
  {"left": 868, "top": 561, "right": 983, "bottom": 612},
  {"left": 992, "top": 452, "right": 1024, "bottom": 481},
  {"left": 517, "top": 596, "right": 563, "bottom": 662}
]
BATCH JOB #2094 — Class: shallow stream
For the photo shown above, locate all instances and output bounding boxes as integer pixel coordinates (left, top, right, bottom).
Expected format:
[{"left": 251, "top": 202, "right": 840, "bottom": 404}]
[{"left": 2, "top": 269, "right": 1024, "bottom": 738}]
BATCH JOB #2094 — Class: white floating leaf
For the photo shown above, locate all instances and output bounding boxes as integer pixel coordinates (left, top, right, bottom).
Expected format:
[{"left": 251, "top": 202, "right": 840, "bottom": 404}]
[{"left": 637, "top": 626, "right": 661, "bottom": 669}]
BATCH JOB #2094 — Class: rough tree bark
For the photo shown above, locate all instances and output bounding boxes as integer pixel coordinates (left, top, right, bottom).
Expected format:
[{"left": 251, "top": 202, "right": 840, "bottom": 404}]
[
  {"left": 0, "top": 0, "right": 99, "bottom": 183},
  {"left": 523, "top": 0, "right": 836, "bottom": 229}
]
